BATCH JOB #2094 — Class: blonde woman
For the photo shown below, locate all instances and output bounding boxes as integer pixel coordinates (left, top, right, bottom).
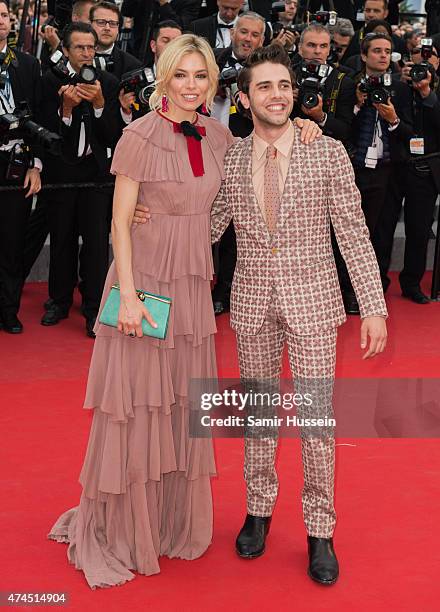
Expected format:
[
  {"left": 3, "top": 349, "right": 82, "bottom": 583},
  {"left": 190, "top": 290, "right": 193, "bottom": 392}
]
[{"left": 48, "top": 34, "right": 232, "bottom": 589}]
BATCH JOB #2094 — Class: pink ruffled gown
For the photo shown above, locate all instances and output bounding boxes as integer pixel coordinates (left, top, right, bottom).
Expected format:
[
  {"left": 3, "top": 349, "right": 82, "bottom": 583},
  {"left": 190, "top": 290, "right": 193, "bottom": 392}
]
[{"left": 48, "top": 111, "right": 234, "bottom": 588}]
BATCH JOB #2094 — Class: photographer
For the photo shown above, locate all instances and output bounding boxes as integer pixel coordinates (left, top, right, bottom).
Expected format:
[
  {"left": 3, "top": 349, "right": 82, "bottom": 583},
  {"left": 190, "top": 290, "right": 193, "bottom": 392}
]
[
  {"left": 213, "top": 11, "right": 265, "bottom": 131},
  {"left": 40, "top": 0, "right": 96, "bottom": 65},
  {"left": 291, "top": 23, "right": 356, "bottom": 145},
  {"left": 190, "top": 0, "right": 244, "bottom": 49},
  {"left": 91, "top": 1, "right": 142, "bottom": 118},
  {"left": 374, "top": 39, "right": 440, "bottom": 304},
  {"left": 211, "top": 10, "right": 265, "bottom": 316},
  {"left": 91, "top": 2, "right": 141, "bottom": 79},
  {"left": 270, "top": 1, "right": 299, "bottom": 52},
  {"left": 0, "top": 0, "right": 42, "bottom": 334},
  {"left": 330, "top": 17, "right": 355, "bottom": 73},
  {"left": 342, "top": 32, "right": 413, "bottom": 313},
  {"left": 39, "top": 21, "right": 122, "bottom": 337}
]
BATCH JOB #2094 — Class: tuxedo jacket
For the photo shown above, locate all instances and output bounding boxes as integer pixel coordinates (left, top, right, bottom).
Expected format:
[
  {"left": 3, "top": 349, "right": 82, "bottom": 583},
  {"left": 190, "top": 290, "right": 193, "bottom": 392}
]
[
  {"left": 3, "top": 49, "right": 43, "bottom": 161},
  {"left": 190, "top": 14, "right": 218, "bottom": 48},
  {"left": 211, "top": 128, "right": 388, "bottom": 336},
  {"left": 105, "top": 45, "right": 142, "bottom": 81},
  {"left": 39, "top": 69, "right": 122, "bottom": 181}
]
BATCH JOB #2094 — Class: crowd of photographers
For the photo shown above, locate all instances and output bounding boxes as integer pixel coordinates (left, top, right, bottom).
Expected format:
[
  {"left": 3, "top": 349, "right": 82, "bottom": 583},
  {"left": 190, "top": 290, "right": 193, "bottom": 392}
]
[{"left": 0, "top": 0, "right": 439, "bottom": 336}]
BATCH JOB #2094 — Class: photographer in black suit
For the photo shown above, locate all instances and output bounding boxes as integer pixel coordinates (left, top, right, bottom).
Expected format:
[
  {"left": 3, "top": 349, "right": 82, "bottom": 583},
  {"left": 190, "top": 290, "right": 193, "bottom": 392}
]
[
  {"left": 191, "top": 0, "right": 243, "bottom": 49},
  {"left": 341, "top": 32, "right": 413, "bottom": 313},
  {"left": 291, "top": 23, "right": 356, "bottom": 145},
  {"left": 373, "top": 39, "right": 440, "bottom": 304},
  {"left": 39, "top": 21, "right": 122, "bottom": 337},
  {"left": 211, "top": 10, "right": 265, "bottom": 316},
  {"left": 0, "top": 0, "right": 42, "bottom": 333}
]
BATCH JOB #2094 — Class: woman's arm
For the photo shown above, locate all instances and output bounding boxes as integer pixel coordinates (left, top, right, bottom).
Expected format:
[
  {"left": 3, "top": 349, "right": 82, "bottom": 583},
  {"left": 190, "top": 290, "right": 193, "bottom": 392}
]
[{"left": 111, "top": 175, "right": 157, "bottom": 337}]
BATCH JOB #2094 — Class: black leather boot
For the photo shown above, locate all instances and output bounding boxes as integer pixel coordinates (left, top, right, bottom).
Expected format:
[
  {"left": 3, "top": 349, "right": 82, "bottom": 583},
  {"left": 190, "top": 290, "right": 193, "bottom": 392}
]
[
  {"left": 307, "top": 536, "right": 339, "bottom": 585},
  {"left": 236, "top": 514, "right": 271, "bottom": 559}
]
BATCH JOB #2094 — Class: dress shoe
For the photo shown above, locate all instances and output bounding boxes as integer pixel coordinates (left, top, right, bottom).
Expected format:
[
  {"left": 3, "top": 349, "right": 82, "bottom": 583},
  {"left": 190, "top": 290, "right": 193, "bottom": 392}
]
[
  {"left": 307, "top": 536, "right": 339, "bottom": 585},
  {"left": 236, "top": 514, "right": 271, "bottom": 559},
  {"left": 86, "top": 317, "right": 96, "bottom": 339},
  {"left": 342, "top": 291, "right": 360, "bottom": 315},
  {"left": 44, "top": 298, "right": 55, "bottom": 310},
  {"left": 213, "top": 300, "right": 229, "bottom": 316},
  {"left": 2, "top": 314, "right": 23, "bottom": 334},
  {"left": 41, "top": 304, "right": 68, "bottom": 326},
  {"left": 401, "top": 289, "right": 430, "bottom": 304}
]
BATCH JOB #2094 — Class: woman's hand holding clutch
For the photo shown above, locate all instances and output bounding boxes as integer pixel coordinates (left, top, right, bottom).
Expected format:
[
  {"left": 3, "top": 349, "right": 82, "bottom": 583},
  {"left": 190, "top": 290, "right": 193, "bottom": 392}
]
[{"left": 118, "top": 294, "right": 157, "bottom": 338}]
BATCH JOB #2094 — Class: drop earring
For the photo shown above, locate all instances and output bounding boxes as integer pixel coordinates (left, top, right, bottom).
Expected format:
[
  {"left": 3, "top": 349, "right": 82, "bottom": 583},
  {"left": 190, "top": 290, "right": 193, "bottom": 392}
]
[{"left": 161, "top": 94, "right": 169, "bottom": 113}]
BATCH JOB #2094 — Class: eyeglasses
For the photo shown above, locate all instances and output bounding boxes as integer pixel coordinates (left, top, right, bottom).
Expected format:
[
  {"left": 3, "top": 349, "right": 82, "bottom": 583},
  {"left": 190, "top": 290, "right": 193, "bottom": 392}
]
[
  {"left": 92, "top": 19, "right": 119, "bottom": 28},
  {"left": 70, "top": 44, "right": 96, "bottom": 52}
]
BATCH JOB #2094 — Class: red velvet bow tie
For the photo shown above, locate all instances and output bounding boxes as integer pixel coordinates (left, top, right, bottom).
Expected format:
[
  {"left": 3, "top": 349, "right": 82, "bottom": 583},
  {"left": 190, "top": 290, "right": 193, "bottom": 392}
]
[{"left": 173, "top": 121, "right": 206, "bottom": 177}]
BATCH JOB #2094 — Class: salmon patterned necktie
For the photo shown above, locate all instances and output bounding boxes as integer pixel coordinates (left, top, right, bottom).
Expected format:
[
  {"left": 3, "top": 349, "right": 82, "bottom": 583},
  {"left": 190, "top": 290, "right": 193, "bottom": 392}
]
[{"left": 263, "top": 144, "right": 280, "bottom": 234}]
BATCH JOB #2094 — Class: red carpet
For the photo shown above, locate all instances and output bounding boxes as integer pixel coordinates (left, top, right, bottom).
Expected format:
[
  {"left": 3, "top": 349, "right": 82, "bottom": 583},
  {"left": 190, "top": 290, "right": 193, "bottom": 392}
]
[{"left": 1, "top": 276, "right": 439, "bottom": 611}]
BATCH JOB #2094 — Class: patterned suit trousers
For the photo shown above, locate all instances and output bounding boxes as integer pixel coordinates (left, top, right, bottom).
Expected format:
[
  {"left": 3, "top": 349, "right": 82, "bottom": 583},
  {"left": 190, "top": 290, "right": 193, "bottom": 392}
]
[{"left": 236, "top": 286, "right": 337, "bottom": 538}]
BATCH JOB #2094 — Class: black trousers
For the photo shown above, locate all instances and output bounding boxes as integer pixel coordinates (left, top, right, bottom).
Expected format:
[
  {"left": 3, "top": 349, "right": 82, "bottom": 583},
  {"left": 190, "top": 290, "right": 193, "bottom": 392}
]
[
  {"left": 371, "top": 163, "right": 407, "bottom": 290},
  {"left": 46, "top": 158, "right": 112, "bottom": 320},
  {"left": 0, "top": 159, "right": 33, "bottom": 318},
  {"left": 334, "top": 163, "right": 392, "bottom": 295},
  {"left": 23, "top": 194, "right": 50, "bottom": 279},
  {"left": 212, "top": 220, "right": 236, "bottom": 304},
  {"left": 373, "top": 163, "right": 439, "bottom": 291}
]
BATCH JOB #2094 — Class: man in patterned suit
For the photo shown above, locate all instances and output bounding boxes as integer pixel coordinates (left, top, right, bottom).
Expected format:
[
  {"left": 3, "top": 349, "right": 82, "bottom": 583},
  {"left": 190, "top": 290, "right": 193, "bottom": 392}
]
[{"left": 210, "top": 44, "right": 388, "bottom": 585}]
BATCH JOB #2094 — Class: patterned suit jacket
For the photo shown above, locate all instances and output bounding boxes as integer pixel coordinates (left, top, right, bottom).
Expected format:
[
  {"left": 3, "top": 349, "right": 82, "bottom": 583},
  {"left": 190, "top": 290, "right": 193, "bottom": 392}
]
[{"left": 211, "top": 126, "right": 388, "bottom": 336}]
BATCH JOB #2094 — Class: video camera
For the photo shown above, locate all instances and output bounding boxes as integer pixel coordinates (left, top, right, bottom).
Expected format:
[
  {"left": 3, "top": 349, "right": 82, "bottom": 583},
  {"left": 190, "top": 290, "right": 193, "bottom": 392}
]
[
  {"left": 358, "top": 73, "right": 392, "bottom": 105},
  {"left": 410, "top": 38, "right": 435, "bottom": 83},
  {"left": 295, "top": 60, "right": 331, "bottom": 109},
  {"left": 120, "top": 66, "right": 156, "bottom": 110}
]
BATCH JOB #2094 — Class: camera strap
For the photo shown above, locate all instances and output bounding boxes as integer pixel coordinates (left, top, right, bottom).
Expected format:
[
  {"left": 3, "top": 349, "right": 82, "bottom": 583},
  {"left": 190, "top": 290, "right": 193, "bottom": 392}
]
[{"left": 326, "top": 71, "right": 345, "bottom": 116}]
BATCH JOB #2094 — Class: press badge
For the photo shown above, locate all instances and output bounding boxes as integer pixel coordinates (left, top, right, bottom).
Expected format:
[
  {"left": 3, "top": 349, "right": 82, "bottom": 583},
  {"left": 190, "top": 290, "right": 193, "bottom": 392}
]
[
  {"left": 410, "top": 138, "right": 425, "bottom": 155},
  {"left": 365, "top": 146, "right": 378, "bottom": 169},
  {"left": 356, "top": 11, "right": 365, "bottom": 21}
]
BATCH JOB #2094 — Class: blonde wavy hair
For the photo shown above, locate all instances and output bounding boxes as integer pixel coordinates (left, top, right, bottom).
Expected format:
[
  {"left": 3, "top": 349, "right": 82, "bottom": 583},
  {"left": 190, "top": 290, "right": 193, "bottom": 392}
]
[{"left": 149, "top": 34, "right": 219, "bottom": 112}]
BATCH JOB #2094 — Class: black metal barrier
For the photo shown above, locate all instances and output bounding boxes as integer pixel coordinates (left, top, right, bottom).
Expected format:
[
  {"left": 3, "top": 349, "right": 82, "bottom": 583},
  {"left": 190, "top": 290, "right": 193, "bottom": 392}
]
[{"left": 0, "top": 182, "right": 114, "bottom": 191}]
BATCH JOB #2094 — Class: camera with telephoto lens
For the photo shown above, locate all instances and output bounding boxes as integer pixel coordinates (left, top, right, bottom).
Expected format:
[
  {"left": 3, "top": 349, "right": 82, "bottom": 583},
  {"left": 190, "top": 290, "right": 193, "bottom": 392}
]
[
  {"left": 359, "top": 73, "right": 392, "bottom": 105},
  {"left": 0, "top": 102, "right": 62, "bottom": 153},
  {"left": 120, "top": 66, "right": 156, "bottom": 110},
  {"left": 307, "top": 11, "right": 337, "bottom": 26},
  {"left": 296, "top": 60, "right": 330, "bottom": 109},
  {"left": 219, "top": 64, "right": 242, "bottom": 88},
  {"left": 409, "top": 38, "right": 434, "bottom": 83}
]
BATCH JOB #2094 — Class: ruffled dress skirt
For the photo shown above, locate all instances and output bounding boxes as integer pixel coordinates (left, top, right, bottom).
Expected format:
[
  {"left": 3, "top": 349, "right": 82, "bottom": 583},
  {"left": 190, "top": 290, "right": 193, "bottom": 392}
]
[
  {"left": 47, "top": 110, "right": 231, "bottom": 589},
  {"left": 48, "top": 259, "right": 217, "bottom": 589}
]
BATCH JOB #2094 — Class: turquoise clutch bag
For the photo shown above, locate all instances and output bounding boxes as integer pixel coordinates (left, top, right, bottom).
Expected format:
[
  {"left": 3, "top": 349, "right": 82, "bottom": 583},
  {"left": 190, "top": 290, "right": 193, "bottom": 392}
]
[{"left": 99, "top": 284, "right": 172, "bottom": 339}]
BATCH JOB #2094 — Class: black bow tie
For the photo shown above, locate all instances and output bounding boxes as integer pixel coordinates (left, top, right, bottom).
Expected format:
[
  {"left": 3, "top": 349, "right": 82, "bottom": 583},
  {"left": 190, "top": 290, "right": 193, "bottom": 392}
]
[{"left": 218, "top": 23, "right": 233, "bottom": 29}]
